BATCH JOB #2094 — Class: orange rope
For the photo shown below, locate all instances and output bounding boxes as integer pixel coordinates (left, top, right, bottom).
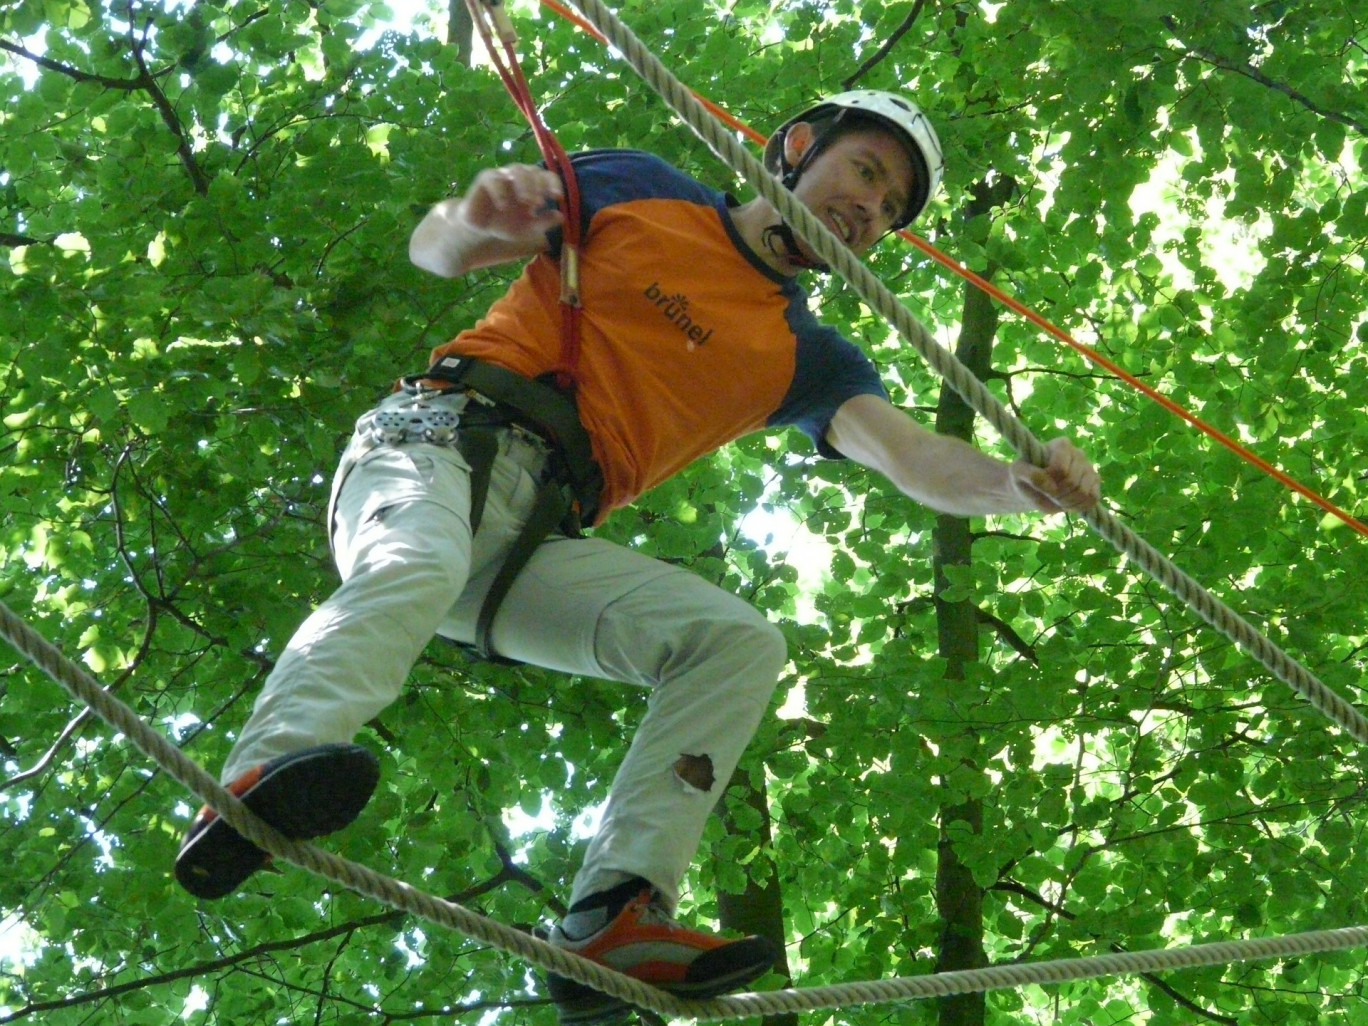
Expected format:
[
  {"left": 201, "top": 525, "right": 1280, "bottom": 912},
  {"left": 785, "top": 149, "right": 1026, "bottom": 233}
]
[
  {"left": 899, "top": 233, "right": 1368, "bottom": 537},
  {"left": 530, "top": 0, "right": 1366, "bottom": 538},
  {"left": 538, "top": 0, "right": 765, "bottom": 145}
]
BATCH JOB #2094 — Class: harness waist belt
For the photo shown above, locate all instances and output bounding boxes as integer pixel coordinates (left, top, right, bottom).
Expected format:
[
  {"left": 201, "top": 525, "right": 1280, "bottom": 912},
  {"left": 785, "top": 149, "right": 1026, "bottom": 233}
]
[{"left": 409, "top": 355, "right": 602, "bottom": 525}]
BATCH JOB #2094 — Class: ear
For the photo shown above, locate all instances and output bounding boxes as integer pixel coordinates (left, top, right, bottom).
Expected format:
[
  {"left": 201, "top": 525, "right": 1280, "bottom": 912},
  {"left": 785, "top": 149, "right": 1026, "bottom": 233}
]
[{"left": 783, "top": 122, "right": 816, "bottom": 166}]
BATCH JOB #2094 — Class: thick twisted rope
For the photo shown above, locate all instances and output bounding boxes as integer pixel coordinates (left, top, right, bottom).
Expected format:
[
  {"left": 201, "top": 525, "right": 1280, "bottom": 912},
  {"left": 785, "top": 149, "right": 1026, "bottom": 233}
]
[
  {"left": 693, "top": 924, "right": 1368, "bottom": 1020},
  {"left": 6, "top": 598, "right": 1368, "bottom": 1020},
  {"left": 6, "top": 600, "right": 1368, "bottom": 1021},
  {"left": 564, "top": 0, "right": 1368, "bottom": 746},
  {"left": 0, "top": 600, "right": 688, "bottom": 1017}
]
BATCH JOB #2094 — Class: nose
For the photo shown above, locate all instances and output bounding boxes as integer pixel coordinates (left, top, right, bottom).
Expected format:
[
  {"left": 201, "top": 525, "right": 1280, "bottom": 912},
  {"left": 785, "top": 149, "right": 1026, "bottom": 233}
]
[{"left": 850, "top": 197, "right": 884, "bottom": 243}]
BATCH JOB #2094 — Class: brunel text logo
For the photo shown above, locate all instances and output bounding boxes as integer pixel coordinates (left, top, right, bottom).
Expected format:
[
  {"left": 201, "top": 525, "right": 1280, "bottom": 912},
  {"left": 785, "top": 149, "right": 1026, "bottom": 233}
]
[{"left": 644, "top": 282, "right": 714, "bottom": 350}]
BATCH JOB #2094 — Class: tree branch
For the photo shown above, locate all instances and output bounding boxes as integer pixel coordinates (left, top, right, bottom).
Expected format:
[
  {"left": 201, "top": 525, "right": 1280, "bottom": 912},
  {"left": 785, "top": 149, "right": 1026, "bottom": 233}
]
[
  {"left": 129, "top": 38, "right": 212, "bottom": 196},
  {"left": 0, "top": 38, "right": 144, "bottom": 90},
  {"left": 975, "top": 606, "right": 1039, "bottom": 665},
  {"left": 843, "top": 0, "right": 928, "bottom": 90},
  {"left": 0, "top": 867, "right": 543, "bottom": 1024},
  {"left": 0, "top": 232, "right": 48, "bottom": 248},
  {"left": 0, "top": 709, "right": 94, "bottom": 793},
  {"left": 1163, "top": 22, "right": 1368, "bottom": 136},
  {"left": 1, "top": 27, "right": 213, "bottom": 195},
  {"left": 448, "top": 0, "right": 475, "bottom": 65},
  {"left": 992, "top": 880, "right": 1240, "bottom": 1025}
]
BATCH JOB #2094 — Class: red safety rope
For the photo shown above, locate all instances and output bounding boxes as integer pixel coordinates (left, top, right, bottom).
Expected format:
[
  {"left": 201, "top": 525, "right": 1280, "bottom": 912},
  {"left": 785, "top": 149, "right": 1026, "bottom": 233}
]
[{"left": 467, "top": 0, "right": 583, "bottom": 391}]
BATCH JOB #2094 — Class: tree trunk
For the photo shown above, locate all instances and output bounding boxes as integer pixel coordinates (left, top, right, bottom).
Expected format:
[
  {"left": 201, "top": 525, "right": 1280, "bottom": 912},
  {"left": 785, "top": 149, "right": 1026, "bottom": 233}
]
[
  {"left": 931, "top": 178, "right": 1013, "bottom": 1026},
  {"left": 718, "top": 770, "right": 797, "bottom": 1026},
  {"left": 448, "top": 0, "right": 474, "bottom": 65}
]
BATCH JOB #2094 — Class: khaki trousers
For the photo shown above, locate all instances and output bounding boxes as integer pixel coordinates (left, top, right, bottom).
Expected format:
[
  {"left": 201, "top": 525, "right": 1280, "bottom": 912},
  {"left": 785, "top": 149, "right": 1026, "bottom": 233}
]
[{"left": 221, "top": 392, "right": 787, "bottom": 908}]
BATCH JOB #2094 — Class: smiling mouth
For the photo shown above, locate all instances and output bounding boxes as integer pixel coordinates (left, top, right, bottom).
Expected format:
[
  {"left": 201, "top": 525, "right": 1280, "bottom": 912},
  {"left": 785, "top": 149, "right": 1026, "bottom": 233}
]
[{"left": 828, "top": 209, "right": 855, "bottom": 245}]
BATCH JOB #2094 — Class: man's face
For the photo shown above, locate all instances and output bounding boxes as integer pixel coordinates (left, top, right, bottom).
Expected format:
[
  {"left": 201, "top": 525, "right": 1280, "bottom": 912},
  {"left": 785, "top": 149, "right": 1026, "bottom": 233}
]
[{"left": 783, "top": 123, "right": 916, "bottom": 257}]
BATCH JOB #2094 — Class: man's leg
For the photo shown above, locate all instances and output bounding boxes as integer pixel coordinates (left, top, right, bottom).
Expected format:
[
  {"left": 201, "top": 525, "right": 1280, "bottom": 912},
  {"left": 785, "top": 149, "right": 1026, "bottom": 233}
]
[
  {"left": 437, "top": 530, "right": 788, "bottom": 1022},
  {"left": 177, "top": 440, "right": 478, "bottom": 899},
  {"left": 221, "top": 444, "right": 477, "bottom": 779},
  {"left": 443, "top": 534, "right": 787, "bottom": 908}
]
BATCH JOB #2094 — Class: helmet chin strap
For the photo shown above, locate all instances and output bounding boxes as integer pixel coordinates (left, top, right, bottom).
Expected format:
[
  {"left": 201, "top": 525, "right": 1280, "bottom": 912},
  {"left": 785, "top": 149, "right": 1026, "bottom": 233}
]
[
  {"left": 762, "top": 222, "right": 829, "bottom": 272},
  {"left": 764, "top": 128, "right": 835, "bottom": 273}
]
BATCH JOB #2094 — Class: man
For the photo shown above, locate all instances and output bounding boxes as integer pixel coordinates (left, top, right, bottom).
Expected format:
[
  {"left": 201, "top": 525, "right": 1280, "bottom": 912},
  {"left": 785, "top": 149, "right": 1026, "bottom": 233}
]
[{"left": 174, "top": 91, "right": 1100, "bottom": 1023}]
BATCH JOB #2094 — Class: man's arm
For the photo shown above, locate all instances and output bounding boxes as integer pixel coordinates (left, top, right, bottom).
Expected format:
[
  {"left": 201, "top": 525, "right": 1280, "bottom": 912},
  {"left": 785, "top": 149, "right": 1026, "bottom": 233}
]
[
  {"left": 825, "top": 393, "right": 1100, "bottom": 516},
  {"left": 409, "top": 165, "right": 564, "bottom": 277}
]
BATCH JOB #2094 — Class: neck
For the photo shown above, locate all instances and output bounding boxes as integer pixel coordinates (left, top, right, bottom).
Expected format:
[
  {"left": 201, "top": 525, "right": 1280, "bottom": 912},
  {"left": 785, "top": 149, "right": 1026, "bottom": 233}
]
[{"left": 730, "top": 198, "right": 808, "bottom": 276}]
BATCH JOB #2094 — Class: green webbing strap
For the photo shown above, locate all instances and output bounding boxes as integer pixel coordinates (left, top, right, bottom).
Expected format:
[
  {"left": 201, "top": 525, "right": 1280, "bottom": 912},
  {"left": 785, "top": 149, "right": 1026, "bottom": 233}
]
[
  {"left": 421, "top": 355, "right": 602, "bottom": 523},
  {"left": 456, "top": 427, "right": 499, "bottom": 535},
  {"left": 473, "top": 477, "right": 574, "bottom": 660}
]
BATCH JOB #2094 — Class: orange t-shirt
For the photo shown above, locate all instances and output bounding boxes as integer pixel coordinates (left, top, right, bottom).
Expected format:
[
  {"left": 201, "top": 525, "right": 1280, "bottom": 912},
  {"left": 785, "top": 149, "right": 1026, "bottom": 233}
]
[{"left": 430, "top": 150, "right": 886, "bottom": 520}]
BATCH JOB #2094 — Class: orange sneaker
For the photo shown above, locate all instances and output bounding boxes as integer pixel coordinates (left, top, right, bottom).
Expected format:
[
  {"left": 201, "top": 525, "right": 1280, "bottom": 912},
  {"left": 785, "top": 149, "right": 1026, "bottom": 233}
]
[
  {"left": 174, "top": 743, "right": 378, "bottom": 899},
  {"left": 545, "top": 884, "right": 777, "bottom": 1025}
]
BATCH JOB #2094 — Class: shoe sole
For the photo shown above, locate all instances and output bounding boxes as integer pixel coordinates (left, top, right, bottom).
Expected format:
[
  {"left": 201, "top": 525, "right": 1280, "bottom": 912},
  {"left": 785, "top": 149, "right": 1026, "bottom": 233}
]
[
  {"left": 549, "top": 937, "right": 777, "bottom": 1025},
  {"left": 175, "top": 743, "right": 379, "bottom": 900}
]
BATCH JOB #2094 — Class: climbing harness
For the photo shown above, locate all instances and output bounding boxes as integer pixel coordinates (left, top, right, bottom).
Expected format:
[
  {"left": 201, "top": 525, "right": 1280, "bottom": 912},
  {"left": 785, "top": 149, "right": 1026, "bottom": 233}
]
[
  {"left": 356, "top": 394, "right": 467, "bottom": 449},
  {"left": 409, "top": 356, "right": 601, "bottom": 520},
  {"left": 361, "top": 0, "right": 607, "bottom": 661},
  {"left": 400, "top": 355, "right": 603, "bottom": 660}
]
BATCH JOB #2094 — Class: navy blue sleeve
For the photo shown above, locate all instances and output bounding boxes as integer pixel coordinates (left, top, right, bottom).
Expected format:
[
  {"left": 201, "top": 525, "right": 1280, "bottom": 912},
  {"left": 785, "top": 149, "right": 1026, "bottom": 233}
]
[
  {"left": 767, "top": 282, "right": 889, "bottom": 458},
  {"left": 545, "top": 150, "right": 719, "bottom": 258}
]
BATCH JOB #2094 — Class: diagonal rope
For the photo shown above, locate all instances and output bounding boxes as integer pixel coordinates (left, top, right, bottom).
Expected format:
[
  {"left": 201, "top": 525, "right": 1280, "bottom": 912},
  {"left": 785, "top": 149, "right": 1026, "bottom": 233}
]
[
  {"left": 564, "top": 0, "right": 1368, "bottom": 747},
  {"left": 892, "top": 229, "right": 1368, "bottom": 537},
  {"left": 3, "top": 597, "right": 1367, "bottom": 1019},
  {"left": 0, "top": 600, "right": 688, "bottom": 1019}
]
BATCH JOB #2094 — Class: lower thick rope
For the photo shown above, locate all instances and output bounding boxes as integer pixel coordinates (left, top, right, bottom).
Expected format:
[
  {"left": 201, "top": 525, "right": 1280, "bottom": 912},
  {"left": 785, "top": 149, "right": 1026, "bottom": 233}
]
[
  {"left": 5, "top": 595, "right": 1366, "bottom": 1019},
  {"left": 564, "top": 0, "right": 1368, "bottom": 747},
  {"left": 0, "top": 600, "right": 685, "bottom": 1018}
]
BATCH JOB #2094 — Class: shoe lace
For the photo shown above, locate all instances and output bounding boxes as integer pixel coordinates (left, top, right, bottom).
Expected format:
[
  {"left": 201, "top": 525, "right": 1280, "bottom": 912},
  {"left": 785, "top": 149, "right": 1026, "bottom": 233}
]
[{"left": 629, "top": 891, "right": 683, "bottom": 932}]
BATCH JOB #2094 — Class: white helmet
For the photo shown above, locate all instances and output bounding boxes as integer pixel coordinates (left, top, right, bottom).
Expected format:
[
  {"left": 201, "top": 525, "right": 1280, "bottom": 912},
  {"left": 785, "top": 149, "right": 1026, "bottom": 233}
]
[{"left": 763, "top": 90, "right": 945, "bottom": 228}]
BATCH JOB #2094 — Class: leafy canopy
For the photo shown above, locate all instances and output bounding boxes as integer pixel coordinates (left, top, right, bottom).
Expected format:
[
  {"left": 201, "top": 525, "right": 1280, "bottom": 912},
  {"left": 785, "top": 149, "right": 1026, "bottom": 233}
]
[{"left": 1, "top": 1, "right": 1365, "bottom": 1024}]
